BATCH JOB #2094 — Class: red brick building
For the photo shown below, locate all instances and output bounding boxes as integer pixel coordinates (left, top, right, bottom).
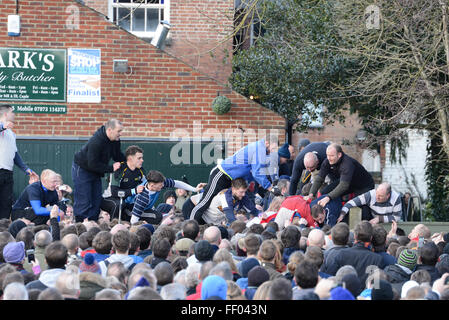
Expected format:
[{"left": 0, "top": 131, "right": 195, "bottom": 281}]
[{"left": 0, "top": 0, "right": 284, "bottom": 154}]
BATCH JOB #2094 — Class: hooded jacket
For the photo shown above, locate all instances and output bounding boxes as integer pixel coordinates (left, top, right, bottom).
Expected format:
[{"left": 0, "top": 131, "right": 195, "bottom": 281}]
[
  {"left": 25, "top": 268, "right": 65, "bottom": 290},
  {"left": 384, "top": 263, "right": 412, "bottom": 283},
  {"left": 79, "top": 272, "right": 108, "bottom": 300},
  {"left": 99, "top": 253, "right": 135, "bottom": 277},
  {"left": 73, "top": 126, "right": 125, "bottom": 177}
]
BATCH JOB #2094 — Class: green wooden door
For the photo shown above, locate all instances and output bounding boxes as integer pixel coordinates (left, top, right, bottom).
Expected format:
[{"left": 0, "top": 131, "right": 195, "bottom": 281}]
[{"left": 13, "top": 139, "right": 224, "bottom": 202}]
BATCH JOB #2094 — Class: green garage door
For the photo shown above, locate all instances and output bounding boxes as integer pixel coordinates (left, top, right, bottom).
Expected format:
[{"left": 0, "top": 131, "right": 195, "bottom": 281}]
[{"left": 12, "top": 139, "right": 224, "bottom": 202}]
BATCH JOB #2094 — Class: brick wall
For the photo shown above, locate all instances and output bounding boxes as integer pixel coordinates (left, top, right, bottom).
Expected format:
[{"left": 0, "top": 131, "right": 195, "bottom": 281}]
[
  {"left": 82, "top": 0, "right": 234, "bottom": 84},
  {"left": 0, "top": 0, "right": 284, "bottom": 157},
  {"left": 292, "top": 110, "right": 364, "bottom": 162}
]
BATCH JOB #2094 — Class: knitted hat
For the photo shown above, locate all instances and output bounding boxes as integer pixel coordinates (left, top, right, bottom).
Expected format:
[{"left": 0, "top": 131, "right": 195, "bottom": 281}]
[
  {"left": 341, "top": 273, "right": 362, "bottom": 298},
  {"left": 3, "top": 241, "right": 25, "bottom": 263},
  {"left": 156, "top": 203, "right": 173, "bottom": 215},
  {"left": 217, "top": 226, "right": 229, "bottom": 240},
  {"left": 247, "top": 266, "right": 270, "bottom": 287},
  {"left": 298, "top": 139, "right": 310, "bottom": 151},
  {"left": 398, "top": 249, "right": 418, "bottom": 271},
  {"left": 238, "top": 257, "right": 260, "bottom": 278},
  {"left": 371, "top": 280, "right": 393, "bottom": 300},
  {"left": 194, "top": 240, "right": 214, "bottom": 262},
  {"left": 8, "top": 220, "right": 27, "bottom": 238},
  {"left": 141, "top": 224, "right": 155, "bottom": 234},
  {"left": 278, "top": 143, "right": 291, "bottom": 159},
  {"left": 201, "top": 275, "right": 227, "bottom": 300},
  {"left": 330, "top": 286, "right": 355, "bottom": 300},
  {"left": 175, "top": 238, "right": 195, "bottom": 252},
  {"left": 79, "top": 253, "right": 101, "bottom": 274}
]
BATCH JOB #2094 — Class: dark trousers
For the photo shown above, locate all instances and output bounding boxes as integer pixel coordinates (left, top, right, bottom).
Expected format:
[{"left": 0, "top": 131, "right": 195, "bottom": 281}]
[
  {"left": 72, "top": 162, "right": 103, "bottom": 221},
  {"left": 189, "top": 166, "right": 232, "bottom": 223},
  {"left": 11, "top": 208, "right": 49, "bottom": 225},
  {"left": 100, "top": 197, "right": 132, "bottom": 221},
  {"left": 322, "top": 179, "right": 375, "bottom": 222},
  {"left": 0, "top": 169, "right": 13, "bottom": 220}
]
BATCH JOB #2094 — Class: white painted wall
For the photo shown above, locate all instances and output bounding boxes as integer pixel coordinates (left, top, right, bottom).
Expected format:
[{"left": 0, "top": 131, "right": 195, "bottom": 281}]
[{"left": 382, "top": 130, "right": 429, "bottom": 200}]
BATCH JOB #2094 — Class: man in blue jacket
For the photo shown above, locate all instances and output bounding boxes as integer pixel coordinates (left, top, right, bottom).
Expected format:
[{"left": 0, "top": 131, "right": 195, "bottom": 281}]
[
  {"left": 189, "top": 135, "right": 279, "bottom": 224},
  {"left": 72, "top": 119, "right": 126, "bottom": 222}
]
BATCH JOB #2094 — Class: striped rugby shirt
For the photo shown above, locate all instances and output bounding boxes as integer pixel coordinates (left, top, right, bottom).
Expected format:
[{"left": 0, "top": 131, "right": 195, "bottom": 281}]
[
  {"left": 341, "top": 189, "right": 403, "bottom": 222},
  {"left": 131, "top": 178, "right": 196, "bottom": 220}
]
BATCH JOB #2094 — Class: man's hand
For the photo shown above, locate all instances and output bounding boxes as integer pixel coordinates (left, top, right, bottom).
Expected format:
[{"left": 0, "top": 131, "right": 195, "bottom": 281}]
[
  {"left": 136, "top": 185, "right": 145, "bottom": 194},
  {"left": 298, "top": 217, "right": 308, "bottom": 226},
  {"left": 50, "top": 205, "right": 59, "bottom": 219},
  {"left": 113, "top": 162, "right": 121, "bottom": 171},
  {"left": 317, "top": 196, "right": 330, "bottom": 208},
  {"left": 27, "top": 170, "right": 39, "bottom": 184},
  {"left": 432, "top": 273, "right": 449, "bottom": 296},
  {"left": 387, "top": 220, "right": 398, "bottom": 239},
  {"left": 308, "top": 193, "right": 315, "bottom": 200},
  {"left": 336, "top": 213, "right": 345, "bottom": 223},
  {"left": 195, "top": 183, "right": 207, "bottom": 193},
  {"left": 369, "top": 216, "right": 380, "bottom": 225},
  {"left": 4, "top": 121, "right": 14, "bottom": 129}
]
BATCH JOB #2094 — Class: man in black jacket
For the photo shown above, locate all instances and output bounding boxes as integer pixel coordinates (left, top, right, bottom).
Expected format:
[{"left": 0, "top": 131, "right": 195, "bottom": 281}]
[
  {"left": 328, "top": 221, "right": 384, "bottom": 284},
  {"left": 72, "top": 119, "right": 126, "bottom": 222},
  {"left": 289, "top": 141, "right": 330, "bottom": 196},
  {"left": 100, "top": 145, "right": 145, "bottom": 220},
  {"left": 308, "top": 143, "right": 374, "bottom": 221}
]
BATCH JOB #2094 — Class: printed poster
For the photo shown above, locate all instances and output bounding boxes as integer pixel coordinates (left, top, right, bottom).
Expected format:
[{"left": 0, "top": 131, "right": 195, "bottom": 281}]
[{"left": 67, "top": 49, "right": 101, "bottom": 103}]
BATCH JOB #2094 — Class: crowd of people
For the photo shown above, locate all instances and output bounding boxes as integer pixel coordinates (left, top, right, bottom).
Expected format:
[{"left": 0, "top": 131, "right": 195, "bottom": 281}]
[{"left": 0, "top": 110, "right": 448, "bottom": 301}]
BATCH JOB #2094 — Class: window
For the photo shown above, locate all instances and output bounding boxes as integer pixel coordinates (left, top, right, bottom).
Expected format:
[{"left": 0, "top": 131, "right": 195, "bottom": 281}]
[{"left": 110, "top": 0, "right": 169, "bottom": 38}]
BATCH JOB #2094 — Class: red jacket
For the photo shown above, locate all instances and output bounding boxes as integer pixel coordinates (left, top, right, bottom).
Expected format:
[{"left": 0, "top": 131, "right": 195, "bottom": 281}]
[
  {"left": 262, "top": 195, "right": 317, "bottom": 228},
  {"left": 186, "top": 282, "right": 202, "bottom": 300}
]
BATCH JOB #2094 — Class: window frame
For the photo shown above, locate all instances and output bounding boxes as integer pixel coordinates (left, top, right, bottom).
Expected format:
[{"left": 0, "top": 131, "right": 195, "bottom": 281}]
[{"left": 109, "top": 0, "right": 170, "bottom": 38}]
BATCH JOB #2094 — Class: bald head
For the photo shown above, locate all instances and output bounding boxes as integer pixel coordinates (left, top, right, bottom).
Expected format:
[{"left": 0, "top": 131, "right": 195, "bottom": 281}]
[
  {"left": 203, "top": 226, "right": 221, "bottom": 246},
  {"left": 61, "top": 234, "right": 79, "bottom": 255},
  {"left": 34, "top": 230, "right": 52, "bottom": 248},
  {"left": 307, "top": 229, "right": 325, "bottom": 248},
  {"left": 40, "top": 169, "right": 59, "bottom": 191},
  {"left": 304, "top": 152, "right": 319, "bottom": 172},
  {"left": 375, "top": 183, "right": 391, "bottom": 203}
]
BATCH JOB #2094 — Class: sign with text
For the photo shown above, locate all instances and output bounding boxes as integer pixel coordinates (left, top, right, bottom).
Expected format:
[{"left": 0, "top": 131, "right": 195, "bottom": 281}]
[
  {"left": 11, "top": 104, "right": 67, "bottom": 114},
  {"left": 0, "top": 48, "right": 66, "bottom": 102},
  {"left": 67, "top": 49, "right": 101, "bottom": 103}
]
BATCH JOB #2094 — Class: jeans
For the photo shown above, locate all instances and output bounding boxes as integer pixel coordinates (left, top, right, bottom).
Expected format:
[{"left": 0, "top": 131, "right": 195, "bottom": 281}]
[{"left": 72, "top": 162, "right": 103, "bottom": 221}]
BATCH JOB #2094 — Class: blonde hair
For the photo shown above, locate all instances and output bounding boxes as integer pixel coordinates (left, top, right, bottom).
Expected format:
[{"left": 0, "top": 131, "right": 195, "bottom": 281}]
[
  {"left": 213, "top": 248, "right": 238, "bottom": 273},
  {"left": 267, "top": 196, "right": 285, "bottom": 213},
  {"left": 253, "top": 280, "right": 273, "bottom": 300},
  {"left": 226, "top": 280, "right": 246, "bottom": 300},
  {"left": 287, "top": 251, "right": 305, "bottom": 274}
]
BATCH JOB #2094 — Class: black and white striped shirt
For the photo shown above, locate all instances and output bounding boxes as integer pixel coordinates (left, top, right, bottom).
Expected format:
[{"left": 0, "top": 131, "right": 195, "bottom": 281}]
[{"left": 341, "top": 189, "right": 402, "bottom": 222}]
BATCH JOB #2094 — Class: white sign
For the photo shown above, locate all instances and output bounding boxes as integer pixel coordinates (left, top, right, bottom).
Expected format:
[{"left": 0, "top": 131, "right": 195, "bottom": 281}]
[{"left": 67, "top": 48, "right": 101, "bottom": 103}]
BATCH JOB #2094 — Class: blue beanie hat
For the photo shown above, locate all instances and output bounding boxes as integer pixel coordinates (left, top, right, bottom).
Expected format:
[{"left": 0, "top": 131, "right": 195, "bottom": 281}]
[
  {"left": 201, "top": 275, "right": 227, "bottom": 300},
  {"left": 330, "top": 286, "right": 355, "bottom": 300},
  {"left": 278, "top": 143, "right": 291, "bottom": 159},
  {"left": 141, "top": 224, "right": 155, "bottom": 234},
  {"left": 157, "top": 203, "right": 173, "bottom": 215}
]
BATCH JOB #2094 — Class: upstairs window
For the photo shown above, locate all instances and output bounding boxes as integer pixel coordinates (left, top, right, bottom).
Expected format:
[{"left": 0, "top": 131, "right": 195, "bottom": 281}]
[{"left": 110, "top": 0, "right": 169, "bottom": 38}]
